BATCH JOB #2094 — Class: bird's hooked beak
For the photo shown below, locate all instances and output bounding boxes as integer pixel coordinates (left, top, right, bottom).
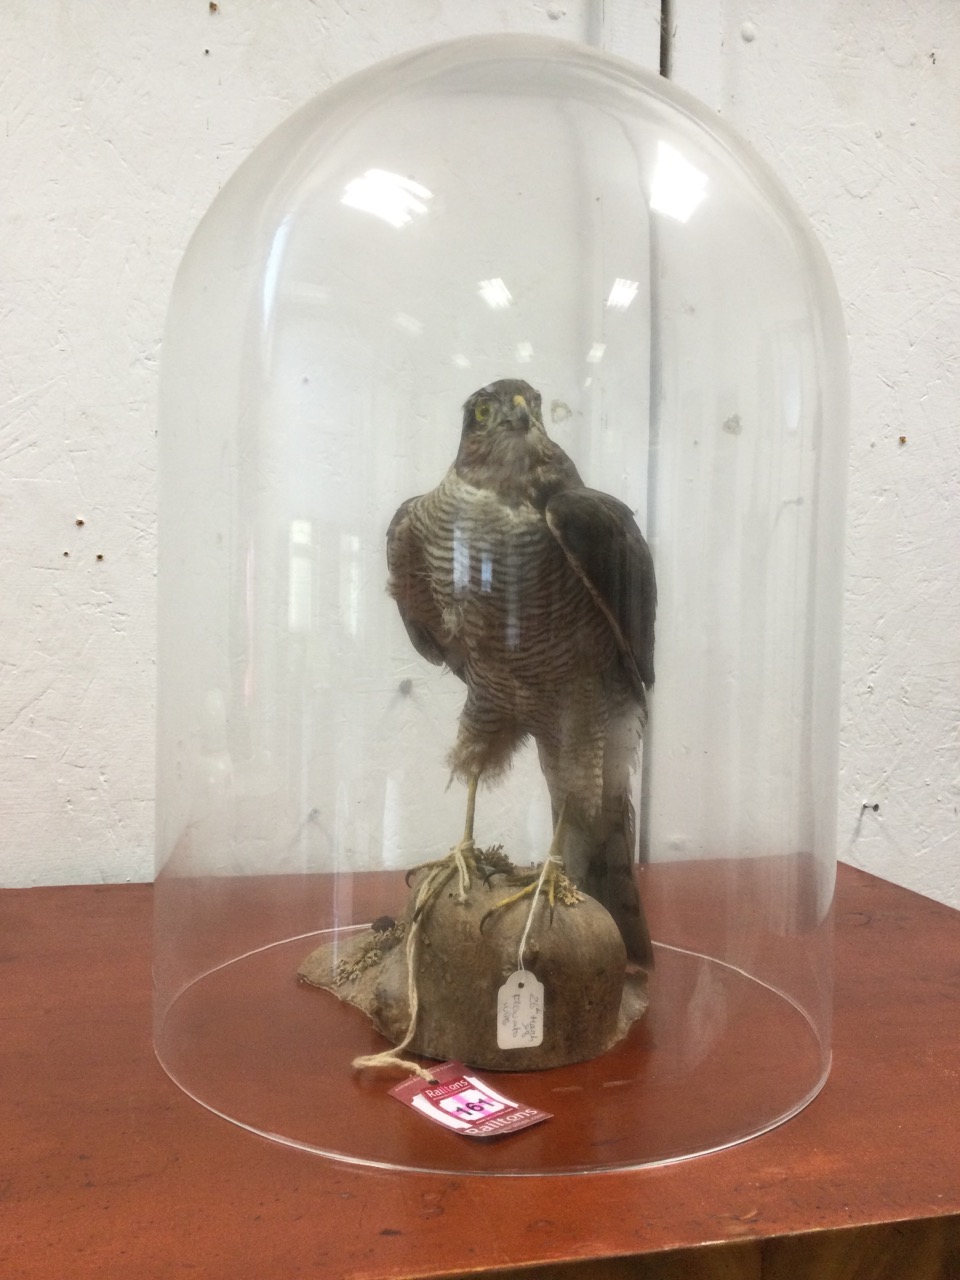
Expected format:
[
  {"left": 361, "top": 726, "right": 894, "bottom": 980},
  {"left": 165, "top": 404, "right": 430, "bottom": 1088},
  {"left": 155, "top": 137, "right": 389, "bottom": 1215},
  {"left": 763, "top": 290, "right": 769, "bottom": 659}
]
[{"left": 509, "top": 393, "right": 533, "bottom": 432}]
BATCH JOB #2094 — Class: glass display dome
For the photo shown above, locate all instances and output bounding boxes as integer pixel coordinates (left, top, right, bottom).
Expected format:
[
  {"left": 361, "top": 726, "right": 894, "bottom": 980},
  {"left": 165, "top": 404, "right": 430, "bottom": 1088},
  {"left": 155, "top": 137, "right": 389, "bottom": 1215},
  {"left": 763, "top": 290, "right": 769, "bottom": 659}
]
[{"left": 154, "top": 32, "right": 848, "bottom": 1173}]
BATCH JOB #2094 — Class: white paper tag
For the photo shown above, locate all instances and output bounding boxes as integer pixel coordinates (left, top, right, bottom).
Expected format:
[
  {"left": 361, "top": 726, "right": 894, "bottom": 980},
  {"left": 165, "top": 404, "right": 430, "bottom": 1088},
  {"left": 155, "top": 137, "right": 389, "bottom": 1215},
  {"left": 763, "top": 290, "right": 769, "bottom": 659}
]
[{"left": 497, "top": 970, "right": 545, "bottom": 1049}]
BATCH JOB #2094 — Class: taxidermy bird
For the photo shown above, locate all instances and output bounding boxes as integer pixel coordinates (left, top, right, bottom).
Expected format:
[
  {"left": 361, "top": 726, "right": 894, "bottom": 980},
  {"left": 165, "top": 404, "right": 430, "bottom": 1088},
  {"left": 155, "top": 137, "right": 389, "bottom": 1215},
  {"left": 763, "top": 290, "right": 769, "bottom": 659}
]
[{"left": 386, "top": 378, "right": 656, "bottom": 967}]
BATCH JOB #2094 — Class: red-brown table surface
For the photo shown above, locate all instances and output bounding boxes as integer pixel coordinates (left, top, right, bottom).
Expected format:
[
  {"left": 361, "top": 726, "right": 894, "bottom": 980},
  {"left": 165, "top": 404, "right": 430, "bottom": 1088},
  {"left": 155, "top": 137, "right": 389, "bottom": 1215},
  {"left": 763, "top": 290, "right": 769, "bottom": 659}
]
[{"left": 3, "top": 864, "right": 959, "bottom": 1279}]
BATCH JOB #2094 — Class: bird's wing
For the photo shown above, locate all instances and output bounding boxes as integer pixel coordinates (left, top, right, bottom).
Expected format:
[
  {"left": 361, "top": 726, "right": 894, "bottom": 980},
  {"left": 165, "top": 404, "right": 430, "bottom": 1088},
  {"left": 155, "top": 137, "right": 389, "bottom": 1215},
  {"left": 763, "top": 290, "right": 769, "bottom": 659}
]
[
  {"left": 545, "top": 488, "right": 656, "bottom": 689},
  {"left": 386, "top": 497, "right": 466, "bottom": 678}
]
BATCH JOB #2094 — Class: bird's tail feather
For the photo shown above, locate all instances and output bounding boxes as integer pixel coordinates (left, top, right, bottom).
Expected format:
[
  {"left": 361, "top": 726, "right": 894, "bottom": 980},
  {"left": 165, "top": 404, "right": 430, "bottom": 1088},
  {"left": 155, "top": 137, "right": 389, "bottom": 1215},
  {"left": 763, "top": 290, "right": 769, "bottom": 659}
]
[{"left": 555, "top": 792, "right": 654, "bottom": 969}]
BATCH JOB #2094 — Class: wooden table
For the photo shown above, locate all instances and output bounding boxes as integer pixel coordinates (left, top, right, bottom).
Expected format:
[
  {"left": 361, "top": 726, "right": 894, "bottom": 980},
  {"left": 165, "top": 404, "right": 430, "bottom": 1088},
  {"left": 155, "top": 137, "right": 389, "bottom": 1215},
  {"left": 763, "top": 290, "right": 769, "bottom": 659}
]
[{"left": 4, "top": 865, "right": 959, "bottom": 1279}]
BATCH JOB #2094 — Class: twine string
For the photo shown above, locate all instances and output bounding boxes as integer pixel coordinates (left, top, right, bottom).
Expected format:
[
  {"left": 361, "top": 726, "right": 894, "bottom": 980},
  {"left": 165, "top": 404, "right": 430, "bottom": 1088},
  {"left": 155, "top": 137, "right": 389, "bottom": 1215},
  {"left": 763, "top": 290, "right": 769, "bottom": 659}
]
[
  {"left": 351, "top": 861, "right": 452, "bottom": 1081},
  {"left": 516, "top": 853, "right": 560, "bottom": 972}
]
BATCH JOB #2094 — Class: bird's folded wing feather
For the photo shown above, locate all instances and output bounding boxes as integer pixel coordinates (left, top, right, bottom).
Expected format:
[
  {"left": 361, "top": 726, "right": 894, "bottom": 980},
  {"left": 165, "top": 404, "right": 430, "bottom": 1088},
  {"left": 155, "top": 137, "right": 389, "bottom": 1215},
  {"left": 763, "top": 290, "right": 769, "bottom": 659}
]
[
  {"left": 386, "top": 497, "right": 465, "bottom": 677},
  {"left": 545, "top": 488, "right": 657, "bottom": 690}
]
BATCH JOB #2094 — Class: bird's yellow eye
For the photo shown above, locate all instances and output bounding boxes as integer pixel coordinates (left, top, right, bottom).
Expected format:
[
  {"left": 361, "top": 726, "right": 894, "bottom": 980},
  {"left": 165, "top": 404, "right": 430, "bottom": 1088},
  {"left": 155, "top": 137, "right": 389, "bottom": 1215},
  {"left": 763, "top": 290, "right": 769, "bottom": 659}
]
[{"left": 474, "top": 401, "right": 491, "bottom": 423}]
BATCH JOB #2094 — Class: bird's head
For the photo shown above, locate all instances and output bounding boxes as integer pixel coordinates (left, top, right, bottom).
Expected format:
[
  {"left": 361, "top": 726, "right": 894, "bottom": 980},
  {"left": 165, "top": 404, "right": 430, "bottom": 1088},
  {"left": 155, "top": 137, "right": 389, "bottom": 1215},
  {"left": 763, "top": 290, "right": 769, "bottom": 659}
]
[{"left": 455, "top": 379, "right": 551, "bottom": 482}]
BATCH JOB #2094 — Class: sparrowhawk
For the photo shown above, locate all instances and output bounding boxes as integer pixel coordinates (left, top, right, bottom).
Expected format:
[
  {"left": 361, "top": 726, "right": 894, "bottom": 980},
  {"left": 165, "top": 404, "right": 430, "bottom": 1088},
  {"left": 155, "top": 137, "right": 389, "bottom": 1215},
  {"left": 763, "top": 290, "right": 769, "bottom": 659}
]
[{"left": 386, "top": 378, "right": 656, "bottom": 967}]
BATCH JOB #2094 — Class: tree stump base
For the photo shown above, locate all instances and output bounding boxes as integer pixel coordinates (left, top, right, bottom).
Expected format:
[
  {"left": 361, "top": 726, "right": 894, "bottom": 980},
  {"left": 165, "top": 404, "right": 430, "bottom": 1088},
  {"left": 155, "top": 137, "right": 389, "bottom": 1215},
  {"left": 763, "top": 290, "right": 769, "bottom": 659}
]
[{"left": 298, "top": 851, "right": 649, "bottom": 1071}]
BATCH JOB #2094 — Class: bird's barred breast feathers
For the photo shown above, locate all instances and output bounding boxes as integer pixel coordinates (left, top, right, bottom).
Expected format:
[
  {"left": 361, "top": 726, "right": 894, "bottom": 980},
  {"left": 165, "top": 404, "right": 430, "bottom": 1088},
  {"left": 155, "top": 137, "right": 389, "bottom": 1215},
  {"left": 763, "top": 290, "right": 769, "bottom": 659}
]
[{"left": 405, "top": 469, "right": 619, "bottom": 687}]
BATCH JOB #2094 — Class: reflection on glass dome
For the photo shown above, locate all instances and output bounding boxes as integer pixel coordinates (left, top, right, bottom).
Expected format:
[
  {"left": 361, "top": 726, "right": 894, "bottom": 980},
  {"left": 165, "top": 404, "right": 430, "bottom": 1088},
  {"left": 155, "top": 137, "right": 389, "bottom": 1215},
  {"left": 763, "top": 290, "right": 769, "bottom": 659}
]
[
  {"left": 649, "top": 142, "right": 709, "bottom": 222},
  {"left": 341, "top": 168, "right": 434, "bottom": 227},
  {"left": 155, "top": 33, "right": 848, "bottom": 1174}
]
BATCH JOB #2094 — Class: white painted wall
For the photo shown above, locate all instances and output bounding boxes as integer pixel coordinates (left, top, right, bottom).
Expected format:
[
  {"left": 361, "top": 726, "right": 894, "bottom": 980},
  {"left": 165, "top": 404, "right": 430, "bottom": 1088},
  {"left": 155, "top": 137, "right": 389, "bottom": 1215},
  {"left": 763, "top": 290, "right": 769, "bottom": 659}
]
[
  {"left": 669, "top": 0, "right": 960, "bottom": 907},
  {"left": 2, "top": 0, "right": 957, "bottom": 906}
]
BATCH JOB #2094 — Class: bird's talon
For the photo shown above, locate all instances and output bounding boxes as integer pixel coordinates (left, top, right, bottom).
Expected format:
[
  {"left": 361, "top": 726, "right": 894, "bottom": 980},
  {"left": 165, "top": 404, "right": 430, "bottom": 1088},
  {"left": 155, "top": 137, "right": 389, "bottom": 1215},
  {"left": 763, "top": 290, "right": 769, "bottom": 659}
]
[
  {"left": 409, "top": 859, "right": 463, "bottom": 921},
  {"left": 479, "top": 861, "right": 510, "bottom": 889},
  {"left": 479, "top": 885, "right": 530, "bottom": 933}
]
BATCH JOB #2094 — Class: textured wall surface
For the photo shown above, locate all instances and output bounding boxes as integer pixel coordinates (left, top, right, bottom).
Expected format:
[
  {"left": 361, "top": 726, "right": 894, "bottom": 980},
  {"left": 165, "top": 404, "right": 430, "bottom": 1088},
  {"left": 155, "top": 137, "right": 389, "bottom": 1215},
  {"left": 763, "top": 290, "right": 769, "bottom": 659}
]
[
  {"left": 2, "top": 0, "right": 957, "bottom": 904},
  {"left": 670, "top": 0, "right": 960, "bottom": 907}
]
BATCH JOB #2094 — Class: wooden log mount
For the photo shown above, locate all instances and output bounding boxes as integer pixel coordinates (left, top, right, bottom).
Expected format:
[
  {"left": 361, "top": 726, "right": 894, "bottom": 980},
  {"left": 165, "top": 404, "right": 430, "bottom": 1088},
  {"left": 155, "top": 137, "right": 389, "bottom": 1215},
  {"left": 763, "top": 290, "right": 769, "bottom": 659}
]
[{"left": 298, "top": 854, "right": 649, "bottom": 1071}]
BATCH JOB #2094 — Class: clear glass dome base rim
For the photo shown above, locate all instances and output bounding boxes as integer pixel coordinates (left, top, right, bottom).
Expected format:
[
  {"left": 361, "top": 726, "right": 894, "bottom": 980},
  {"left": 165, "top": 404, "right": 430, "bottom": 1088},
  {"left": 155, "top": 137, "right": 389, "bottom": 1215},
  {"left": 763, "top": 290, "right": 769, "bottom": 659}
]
[
  {"left": 154, "top": 1049, "right": 831, "bottom": 1178},
  {"left": 153, "top": 930, "right": 830, "bottom": 1177}
]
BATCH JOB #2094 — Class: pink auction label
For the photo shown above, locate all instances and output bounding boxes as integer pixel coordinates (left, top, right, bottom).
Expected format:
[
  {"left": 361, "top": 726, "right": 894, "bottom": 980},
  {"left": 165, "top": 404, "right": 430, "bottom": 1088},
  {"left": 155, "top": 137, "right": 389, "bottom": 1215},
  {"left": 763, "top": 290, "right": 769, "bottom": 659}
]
[{"left": 390, "top": 1061, "right": 552, "bottom": 1138}]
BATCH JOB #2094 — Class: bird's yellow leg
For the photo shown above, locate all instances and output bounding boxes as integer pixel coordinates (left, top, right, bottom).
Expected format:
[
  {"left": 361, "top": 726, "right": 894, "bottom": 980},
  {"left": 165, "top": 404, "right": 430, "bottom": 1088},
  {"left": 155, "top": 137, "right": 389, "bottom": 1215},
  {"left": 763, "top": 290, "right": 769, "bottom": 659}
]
[
  {"left": 460, "top": 771, "right": 478, "bottom": 847},
  {"left": 479, "top": 803, "right": 582, "bottom": 934},
  {"left": 406, "top": 772, "right": 481, "bottom": 908},
  {"left": 450, "top": 772, "right": 479, "bottom": 899}
]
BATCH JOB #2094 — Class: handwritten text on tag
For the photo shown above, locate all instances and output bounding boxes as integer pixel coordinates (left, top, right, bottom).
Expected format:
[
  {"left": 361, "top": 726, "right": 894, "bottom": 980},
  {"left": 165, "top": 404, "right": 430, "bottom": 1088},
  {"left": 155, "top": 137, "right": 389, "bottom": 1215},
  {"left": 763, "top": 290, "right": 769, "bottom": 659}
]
[{"left": 497, "top": 970, "right": 545, "bottom": 1049}]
